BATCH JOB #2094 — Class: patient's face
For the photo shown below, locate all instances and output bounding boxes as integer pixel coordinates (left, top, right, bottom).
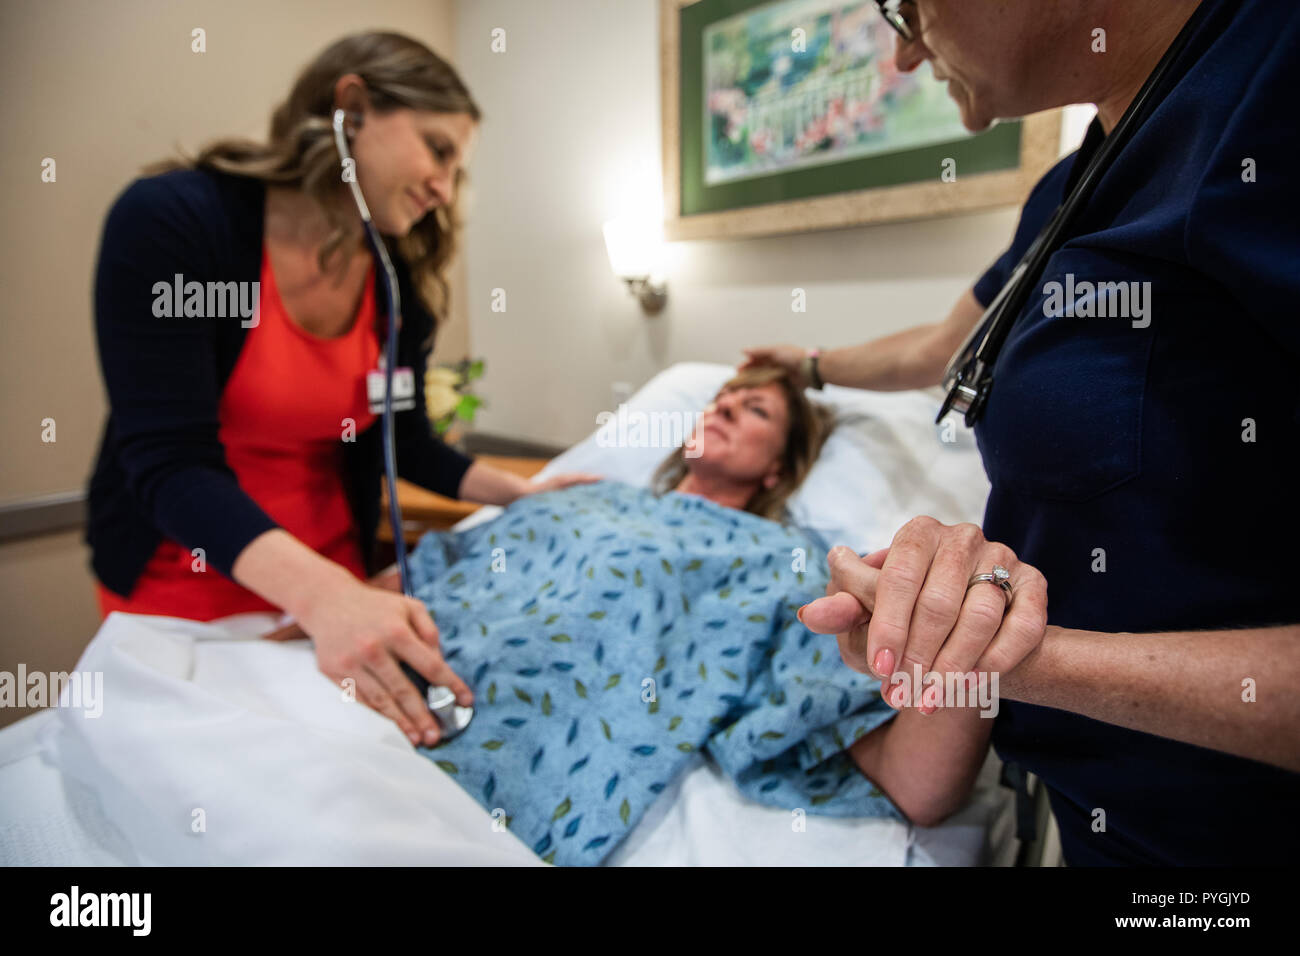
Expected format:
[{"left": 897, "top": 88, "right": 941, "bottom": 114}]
[{"left": 689, "top": 383, "right": 790, "bottom": 482}]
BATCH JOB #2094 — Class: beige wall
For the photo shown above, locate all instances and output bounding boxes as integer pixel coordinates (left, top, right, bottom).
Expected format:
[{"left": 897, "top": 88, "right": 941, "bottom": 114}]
[
  {"left": 452, "top": 0, "right": 1091, "bottom": 447},
  {"left": 0, "top": 0, "right": 465, "bottom": 728}
]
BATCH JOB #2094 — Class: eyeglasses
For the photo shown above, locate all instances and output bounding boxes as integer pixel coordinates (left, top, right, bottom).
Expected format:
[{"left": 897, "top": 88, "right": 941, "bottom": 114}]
[{"left": 876, "top": 0, "right": 917, "bottom": 42}]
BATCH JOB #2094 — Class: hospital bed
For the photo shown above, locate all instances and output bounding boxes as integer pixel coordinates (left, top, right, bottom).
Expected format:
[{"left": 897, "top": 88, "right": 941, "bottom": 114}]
[{"left": 0, "top": 362, "right": 1037, "bottom": 866}]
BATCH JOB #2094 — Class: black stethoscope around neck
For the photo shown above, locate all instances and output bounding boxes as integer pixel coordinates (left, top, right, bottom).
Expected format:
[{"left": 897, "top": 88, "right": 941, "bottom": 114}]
[{"left": 936, "top": 3, "right": 1212, "bottom": 428}]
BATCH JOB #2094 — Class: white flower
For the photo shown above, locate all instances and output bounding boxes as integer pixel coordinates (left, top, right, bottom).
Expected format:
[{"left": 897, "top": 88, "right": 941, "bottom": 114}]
[
  {"left": 425, "top": 367, "right": 461, "bottom": 389},
  {"left": 425, "top": 382, "right": 461, "bottom": 420}
]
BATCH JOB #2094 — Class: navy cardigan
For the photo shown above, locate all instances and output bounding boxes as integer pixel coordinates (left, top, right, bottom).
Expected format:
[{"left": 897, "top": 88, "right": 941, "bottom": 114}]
[{"left": 86, "top": 167, "right": 475, "bottom": 598}]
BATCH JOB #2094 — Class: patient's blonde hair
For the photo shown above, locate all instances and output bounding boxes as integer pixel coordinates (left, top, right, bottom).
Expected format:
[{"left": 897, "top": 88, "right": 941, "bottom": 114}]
[{"left": 650, "top": 366, "right": 834, "bottom": 522}]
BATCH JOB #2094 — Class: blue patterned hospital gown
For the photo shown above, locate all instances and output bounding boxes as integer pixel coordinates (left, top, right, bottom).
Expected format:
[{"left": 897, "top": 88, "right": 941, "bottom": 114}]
[{"left": 408, "top": 481, "right": 901, "bottom": 865}]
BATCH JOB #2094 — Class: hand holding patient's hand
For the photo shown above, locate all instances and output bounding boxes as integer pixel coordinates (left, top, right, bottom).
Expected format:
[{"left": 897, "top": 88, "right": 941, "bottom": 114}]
[{"left": 798, "top": 518, "right": 1048, "bottom": 712}]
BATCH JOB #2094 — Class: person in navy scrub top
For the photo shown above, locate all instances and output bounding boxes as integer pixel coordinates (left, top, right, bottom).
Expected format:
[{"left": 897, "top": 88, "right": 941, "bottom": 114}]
[{"left": 745, "top": 0, "right": 1300, "bottom": 865}]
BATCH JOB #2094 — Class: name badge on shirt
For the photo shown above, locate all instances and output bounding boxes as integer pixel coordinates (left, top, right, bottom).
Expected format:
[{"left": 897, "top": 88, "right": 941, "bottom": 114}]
[{"left": 367, "top": 366, "right": 416, "bottom": 414}]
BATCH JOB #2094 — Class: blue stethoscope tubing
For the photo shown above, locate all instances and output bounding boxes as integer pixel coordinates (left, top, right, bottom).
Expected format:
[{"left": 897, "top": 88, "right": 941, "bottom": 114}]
[{"left": 330, "top": 108, "right": 473, "bottom": 740}]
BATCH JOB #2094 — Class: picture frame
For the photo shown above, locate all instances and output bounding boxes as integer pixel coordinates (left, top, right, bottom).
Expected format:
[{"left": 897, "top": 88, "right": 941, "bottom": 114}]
[{"left": 660, "top": 0, "right": 1063, "bottom": 240}]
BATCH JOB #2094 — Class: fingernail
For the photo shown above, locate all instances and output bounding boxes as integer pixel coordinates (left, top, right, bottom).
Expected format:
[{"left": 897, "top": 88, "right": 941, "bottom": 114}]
[
  {"left": 796, "top": 604, "right": 807, "bottom": 623},
  {"left": 407, "top": 731, "right": 422, "bottom": 746},
  {"left": 872, "top": 648, "right": 894, "bottom": 678},
  {"left": 423, "top": 728, "right": 440, "bottom": 746}
]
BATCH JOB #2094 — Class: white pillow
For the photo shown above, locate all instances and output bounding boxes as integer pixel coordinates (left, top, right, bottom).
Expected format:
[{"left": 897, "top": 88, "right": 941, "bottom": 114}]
[{"left": 457, "top": 362, "right": 990, "bottom": 555}]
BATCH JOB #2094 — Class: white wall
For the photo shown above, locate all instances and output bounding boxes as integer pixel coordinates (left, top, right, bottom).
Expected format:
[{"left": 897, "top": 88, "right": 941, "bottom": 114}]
[{"left": 454, "top": 0, "right": 1091, "bottom": 448}]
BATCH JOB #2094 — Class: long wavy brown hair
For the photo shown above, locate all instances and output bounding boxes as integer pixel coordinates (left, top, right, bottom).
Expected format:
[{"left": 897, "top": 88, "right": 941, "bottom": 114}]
[
  {"left": 651, "top": 366, "right": 835, "bottom": 522},
  {"left": 140, "top": 31, "right": 481, "bottom": 330}
]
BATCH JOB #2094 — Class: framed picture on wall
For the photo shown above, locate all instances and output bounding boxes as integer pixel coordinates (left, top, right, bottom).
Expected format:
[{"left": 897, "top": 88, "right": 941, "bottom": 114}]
[{"left": 660, "top": 0, "right": 1062, "bottom": 240}]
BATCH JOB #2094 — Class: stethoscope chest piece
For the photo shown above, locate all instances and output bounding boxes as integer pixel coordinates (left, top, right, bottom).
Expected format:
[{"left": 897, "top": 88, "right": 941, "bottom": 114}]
[{"left": 426, "top": 685, "right": 474, "bottom": 740}]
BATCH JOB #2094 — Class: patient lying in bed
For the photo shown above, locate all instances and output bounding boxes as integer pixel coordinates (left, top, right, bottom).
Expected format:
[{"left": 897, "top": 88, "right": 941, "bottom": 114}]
[{"left": 409, "top": 367, "right": 923, "bottom": 865}]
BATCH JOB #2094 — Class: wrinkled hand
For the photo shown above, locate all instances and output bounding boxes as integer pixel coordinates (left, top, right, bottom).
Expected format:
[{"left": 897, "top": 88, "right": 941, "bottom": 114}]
[
  {"left": 798, "top": 518, "right": 1048, "bottom": 713},
  {"left": 520, "top": 472, "right": 603, "bottom": 497}
]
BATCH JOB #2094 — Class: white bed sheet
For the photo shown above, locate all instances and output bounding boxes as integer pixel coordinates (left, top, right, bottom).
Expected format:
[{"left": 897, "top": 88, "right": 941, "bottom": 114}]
[{"left": 0, "top": 362, "right": 1009, "bottom": 866}]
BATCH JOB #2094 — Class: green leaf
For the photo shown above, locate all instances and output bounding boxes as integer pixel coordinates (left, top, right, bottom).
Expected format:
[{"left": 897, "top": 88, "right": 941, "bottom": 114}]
[
  {"left": 604, "top": 673, "right": 621, "bottom": 689},
  {"left": 719, "top": 587, "right": 732, "bottom": 599},
  {"left": 514, "top": 687, "right": 533, "bottom": 705},
  {"left": 619, "top": 798, "right": 631, "bottom": 826},
  {"left": 698, "top": 662, "right": 707, "bottom": 680},
  {"left": 575, "top": 679, "right": 587, "bottom": 699},
  {"left": 544, "top": 613, "right": 559, "bottom": 625},
  {"left": 541, "top": 692, "right": 552, "bottom": 716},
  {"left": 542, "top": 850, "right": 557, "bottom": 865},
  {"left": 812, "top": 649, "right": 822, "bottom": 665},
  {"left": 759, "top": 731, "right": 786, "bottom": 741},
  {"left": 600, "top": 718, "right": 611, "bottom": 740},
  {"left": 609, "top": 567, "right": 626, "bottom": 579},
  {"left": 731, "top": 558, "right": 744, "bottom": 569},
  {"left": 551, "top": 797, "right": 572, "bottom": 821},
  {"left": 487, "top": 682, "right": 497, "bottom": 705},
  {"left": 587, "top": 611, "right": 606, "bottom": 620},
  {"left": 747, "top": 614, "right": 768, "bottom": 623},
  {"left": 586, "top": 566, "right": 595, "bottom": 579},
  {"left": 869, "top": 785, "right": 885, "bottom": 798},
  {"left": 685, "top": 559, "right": 702, "bottom": 571},
  {"left": 661, "top": 559, "right": 673, "bottom": 574},
  {"left": 434, "top": 760, "right": 458, "bottom": 774},
  {"left": 482, "top": 740, "right": 505, "bottom": 750},
  {"left": 653, "top": 655, "right": 666, "bottom": 672},
  {"left": 677, "top": 742, "right": 694, "bottom": 753},
  {"left": 455, "top": 393, "right": 483, "bottom": 421},
  {"left": 721, "top": 668, "right": 739, "bottom": 681},
  {"left": 668, "top": 716, "right": 682, "bottom": 731},
  {"left": 648, "top": 698, "right": 659, "bottom": 714},
  {"left": 550, "top": 634, "right": 571, "bottom": 643},
  {"left": 811, "top": 793, "right": 834, "bottom": 806}
]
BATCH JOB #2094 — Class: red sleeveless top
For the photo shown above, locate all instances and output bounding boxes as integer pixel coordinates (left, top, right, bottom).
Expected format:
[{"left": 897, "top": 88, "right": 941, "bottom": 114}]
[{"left": 96, "top": 246, "right": 380, "bottom": 621}]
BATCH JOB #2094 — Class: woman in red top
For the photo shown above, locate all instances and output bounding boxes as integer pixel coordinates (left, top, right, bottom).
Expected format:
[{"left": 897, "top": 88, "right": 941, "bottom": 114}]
[{"left": 91, "top": 33, "right": 596, "bottom": 747}]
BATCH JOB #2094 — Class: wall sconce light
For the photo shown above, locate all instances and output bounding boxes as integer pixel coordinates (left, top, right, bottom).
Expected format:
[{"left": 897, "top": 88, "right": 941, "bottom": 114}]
[{"left": 602, "top": 217, "right": 668, "bottom": 315}]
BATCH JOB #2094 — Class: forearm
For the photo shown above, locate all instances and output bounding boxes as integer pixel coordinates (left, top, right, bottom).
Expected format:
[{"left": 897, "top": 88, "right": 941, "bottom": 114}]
[
  {"left": 1002, "top": 624, "right": 1300, "bottom": 772},
  {"left": 231, "top": 528, "right": 357, "bottom": 620},
  {"left": 456, "top": 460, "right": 530, "bottom": 506},
  {"left": 849, "top": 698, "right": 993, "bottom": 826},
  {"left": 818, "top": 288, "right": 983, "bottom": 391}
]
